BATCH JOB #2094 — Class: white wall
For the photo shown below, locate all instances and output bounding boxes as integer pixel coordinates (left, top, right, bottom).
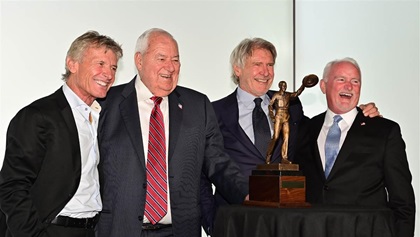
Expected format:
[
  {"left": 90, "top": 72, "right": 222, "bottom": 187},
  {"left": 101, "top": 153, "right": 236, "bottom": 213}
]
[
  {"left": 295, "top": 0, "right": 420, "bottom": 235},
  {"left": 0, "top": 0, "right": 293, "bottom": 161}
]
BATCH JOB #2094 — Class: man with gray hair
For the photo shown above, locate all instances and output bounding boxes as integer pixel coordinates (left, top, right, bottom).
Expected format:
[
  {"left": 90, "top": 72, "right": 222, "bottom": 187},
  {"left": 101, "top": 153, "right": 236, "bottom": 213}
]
[
  {"left": 96, "top": 28, "right": 248, "bottom": 237},
  {"left": 0, "top": 31, "right": 122, "bottom": 237},
  {"left": 297, "top": 57, "right": 415, "bottom": 237}
]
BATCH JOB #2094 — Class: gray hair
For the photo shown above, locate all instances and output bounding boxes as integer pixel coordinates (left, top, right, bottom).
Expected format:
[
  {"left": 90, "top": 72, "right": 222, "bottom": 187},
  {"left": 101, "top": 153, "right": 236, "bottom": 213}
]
[
  {"left": 62, "top": 31, "right": 123, "bottom": 81},
  {"left": 135, "top": 28, "right": 177, "bottom": 54},
  {"left": 322, "top": 57, "right": 361, "bottom": 82},
  {"left": 230, "top": 38, "right": 277, "bottom": 84}
]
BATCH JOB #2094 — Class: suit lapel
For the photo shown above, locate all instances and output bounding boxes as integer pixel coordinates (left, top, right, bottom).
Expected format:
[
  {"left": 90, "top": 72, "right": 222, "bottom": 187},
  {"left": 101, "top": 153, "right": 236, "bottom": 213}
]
[
  {"left": 168, "top": 89, "right": 183, "bottom": 161},
  {"left": 311, "top": 112, "right": 328, "bottom": 180},
  {"left": 119, "top": 79, "right": 146, "bottom": 168},
  {"left": 220, "top": 90, "right": 264, "bottom": 160},
  {"left": 56, "top": 88, "right": 80, "bottom": 159}
]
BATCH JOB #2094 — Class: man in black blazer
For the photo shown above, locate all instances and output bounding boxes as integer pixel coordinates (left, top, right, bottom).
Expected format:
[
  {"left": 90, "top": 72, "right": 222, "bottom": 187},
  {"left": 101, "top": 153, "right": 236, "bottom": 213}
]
[
  {"left": 96, "top": 28, "right": 248, "bottom": 237},
  {"left": 0, "top": 31, "right": 122, "bottom": 237},
  {"left": 200, "top": 39, "right": 379, "bottom": 235},
  {"left": 297, "top": 57, "right": 415, "bottom": 237}
]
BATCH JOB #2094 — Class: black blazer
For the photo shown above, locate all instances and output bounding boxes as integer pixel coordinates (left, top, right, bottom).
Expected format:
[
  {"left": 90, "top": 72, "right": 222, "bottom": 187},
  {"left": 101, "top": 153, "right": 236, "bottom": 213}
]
[
  {"left": 200, "top": 89, "right": 307, "bottom": 234},
  {"left": 0, "top": 88, "right": 83, "bottom": 237},
  {"left": 297, "top": 108, "right": 415, "bottom": 237},
  {"left": 96, "top": 78, "right": 248, "bottom": 237}
]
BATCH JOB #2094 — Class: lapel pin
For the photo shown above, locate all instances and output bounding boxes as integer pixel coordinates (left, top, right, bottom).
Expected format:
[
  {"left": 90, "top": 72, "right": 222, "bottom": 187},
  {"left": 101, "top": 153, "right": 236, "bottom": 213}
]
[
  {"left": 361, "top": 122, "right": 366, "bottom": 126},
  {"left": 178, "top": 103, "right": 183, "bottom": 109}
]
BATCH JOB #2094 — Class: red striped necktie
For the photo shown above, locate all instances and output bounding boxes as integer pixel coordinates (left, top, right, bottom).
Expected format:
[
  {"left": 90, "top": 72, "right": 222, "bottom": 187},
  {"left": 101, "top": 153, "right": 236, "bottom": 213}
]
[{"left": 144, "top": 96, "right": 168, "bottom": 224}]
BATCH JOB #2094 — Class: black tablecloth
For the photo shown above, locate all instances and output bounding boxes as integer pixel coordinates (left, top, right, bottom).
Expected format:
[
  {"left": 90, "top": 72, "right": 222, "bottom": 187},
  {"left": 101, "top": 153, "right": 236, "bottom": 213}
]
[{"left": 213, "top": 204, "right": 395, "bottom": 237}]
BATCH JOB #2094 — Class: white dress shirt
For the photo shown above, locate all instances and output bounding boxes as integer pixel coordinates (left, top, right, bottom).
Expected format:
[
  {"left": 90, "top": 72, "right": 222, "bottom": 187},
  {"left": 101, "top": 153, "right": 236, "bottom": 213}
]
[{"left": 59, "top": 83, "right": 102, "bottom": 218}]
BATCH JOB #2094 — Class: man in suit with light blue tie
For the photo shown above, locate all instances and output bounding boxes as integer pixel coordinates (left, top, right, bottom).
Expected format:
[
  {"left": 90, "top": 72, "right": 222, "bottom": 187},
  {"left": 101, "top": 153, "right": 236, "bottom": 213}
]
[
  {"left": 297, "top": 57, "right": 415, "bottom": 237},
  {"left": 96, "top": 28, "right": 248, "bottom": 237}
]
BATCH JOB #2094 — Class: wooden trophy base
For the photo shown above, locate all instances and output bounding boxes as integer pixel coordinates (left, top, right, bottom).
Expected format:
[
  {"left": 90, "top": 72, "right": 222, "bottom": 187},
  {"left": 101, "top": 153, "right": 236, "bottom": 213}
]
[{"left": 244, "top": 163, "right": 310, "bottom": 208}]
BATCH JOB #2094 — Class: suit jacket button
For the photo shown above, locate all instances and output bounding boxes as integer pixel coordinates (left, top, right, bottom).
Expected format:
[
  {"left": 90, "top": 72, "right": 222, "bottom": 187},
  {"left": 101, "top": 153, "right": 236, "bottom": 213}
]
[
  {"left": 143, "top": 183, "right": 147, "bottom": 189},
  {"left": 323, "top": 185, "right": 329, "bottom": 191}
]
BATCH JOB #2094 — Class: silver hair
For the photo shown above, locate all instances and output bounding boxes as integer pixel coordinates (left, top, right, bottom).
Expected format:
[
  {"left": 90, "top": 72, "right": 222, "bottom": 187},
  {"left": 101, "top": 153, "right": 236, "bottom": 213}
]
[
  {"left": 62, "top": 31, "right": 123, "bottom": 81},
  {"left": 322, "top": 57, "right": 361, "bottom": 82},
  {"left": 230, "top": 38, "right": 277, "bottom": 84},
  {"left": 135, "top": 28, "right": 177, "bottom": 54}
]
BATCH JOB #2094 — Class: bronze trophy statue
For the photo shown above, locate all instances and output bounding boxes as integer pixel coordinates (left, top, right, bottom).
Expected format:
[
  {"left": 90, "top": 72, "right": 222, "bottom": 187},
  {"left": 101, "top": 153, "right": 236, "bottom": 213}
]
[
  {"left": 245, "top": 74, "right": 318, "bottom": 207},
  {"left": 263, "top": 74, "right": 319, "bottom": 169}
]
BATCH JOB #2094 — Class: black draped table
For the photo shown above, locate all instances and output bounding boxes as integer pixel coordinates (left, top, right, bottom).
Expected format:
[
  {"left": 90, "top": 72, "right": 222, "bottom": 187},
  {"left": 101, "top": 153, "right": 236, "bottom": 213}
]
[{"left": 213, "top": 204, "right": 395, "bottom": 237}]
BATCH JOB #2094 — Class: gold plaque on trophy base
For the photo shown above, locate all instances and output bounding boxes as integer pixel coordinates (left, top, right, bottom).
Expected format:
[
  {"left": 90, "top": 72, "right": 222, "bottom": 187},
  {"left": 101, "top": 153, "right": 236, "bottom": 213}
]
[{"left": 244, "top": 167, "right": 310, "bottom": 208}]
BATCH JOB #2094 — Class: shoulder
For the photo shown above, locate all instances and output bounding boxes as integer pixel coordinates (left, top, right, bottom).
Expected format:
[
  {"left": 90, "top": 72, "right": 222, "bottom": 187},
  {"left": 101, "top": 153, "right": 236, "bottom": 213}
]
[
  {"left": 309, "top": 112, "right": 326, "bottom": 127},
  {"left": 103, "top": 82, "right": 130, "bottom": 100},
  {"left": 362, "top": 115, "right": 401, "bottom": 131},
  {"left": 169, "top": 87, "right": 215, "bottom": 118},
  {"left": 169, "top": 86, "right": 212, "bottom": 109},
  {"left": 170, "top": 86, "right": 211, "bottom": 106},
  {"left": 8, "top": 89, "right": 64, "bottom": 127},
  {"left": 211, "top": 90, "right": 236, "bottom": 110},
  {"left": 355, "top": 108, "right": 398, "bottom": 127},
  {"left": 20, "top": 89, "right": 63, "bottom": 114},
  {"left": 107, "top": 83, "right": 127, "bottom": 96},
  {"left": 173, "top": 85, "right": 206, "bottom": 97},
  {"left": 98, "top": 80, "right": 134, "bottom": 108}
]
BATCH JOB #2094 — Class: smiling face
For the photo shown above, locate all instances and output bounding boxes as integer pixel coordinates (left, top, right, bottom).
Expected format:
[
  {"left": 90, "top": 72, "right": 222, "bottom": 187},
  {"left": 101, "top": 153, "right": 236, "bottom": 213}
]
[
  {"left": 234, "top": 48, "right": 274, "bottom": 97},
  {"left": 66, "top": 46, "right": 118, "bottom": 105},
  {"left": 320, "top": 61, "right": 361, "bottom": 114},
  {"left": 135, "top": 32, "right": 180, "bottom": 97}
]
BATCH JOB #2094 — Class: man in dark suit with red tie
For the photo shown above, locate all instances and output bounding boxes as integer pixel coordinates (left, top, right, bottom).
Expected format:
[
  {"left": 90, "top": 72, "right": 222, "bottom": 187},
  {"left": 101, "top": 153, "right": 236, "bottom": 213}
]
[
  {"left": 0, "top": 31, "right": 122, "bottom": 237},
  {"left": 96, "top": 28, "right": 248, "bottom": 237},
  {"left": 296, "top": 57, "right": 415, "bottom": 237}
]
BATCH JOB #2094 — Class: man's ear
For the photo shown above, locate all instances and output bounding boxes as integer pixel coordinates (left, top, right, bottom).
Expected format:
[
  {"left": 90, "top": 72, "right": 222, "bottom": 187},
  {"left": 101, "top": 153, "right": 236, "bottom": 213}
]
[
  {"left": 233, "top": 65, "right": 241, "bottom": 78},
  {"left": 134, "top": 52, "right": 143, "bottom": 71},
  {"left": 320, "top": 79, "right": 327, "bottom": 94},
  {"left": 66, "top": 57, "right": 78, "bottom": 73}
]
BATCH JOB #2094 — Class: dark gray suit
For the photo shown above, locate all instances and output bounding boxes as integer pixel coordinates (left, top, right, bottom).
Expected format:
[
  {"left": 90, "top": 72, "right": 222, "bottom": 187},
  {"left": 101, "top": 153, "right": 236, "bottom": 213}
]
[
  {"left": 97, "top": 78, "right": 248, "bottom": 237},
  {"left": 297, "top": 109, "right": 415, "bottom": 237}
]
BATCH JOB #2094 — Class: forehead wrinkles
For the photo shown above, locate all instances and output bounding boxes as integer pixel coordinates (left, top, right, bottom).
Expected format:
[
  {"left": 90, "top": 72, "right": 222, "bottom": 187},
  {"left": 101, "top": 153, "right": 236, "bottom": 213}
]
[
  {"left": 329, "top": 67, "right": 359, "bottom": 81},
  {"left": 147, "top": 43, "right": 179, "bottom": 59}
]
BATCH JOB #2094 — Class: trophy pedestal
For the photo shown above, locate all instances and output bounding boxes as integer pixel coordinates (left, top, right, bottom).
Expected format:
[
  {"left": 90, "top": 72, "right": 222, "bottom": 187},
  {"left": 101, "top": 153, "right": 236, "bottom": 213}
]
[{"left": 244, "top": 163, "right": 310, "bottom": 207}]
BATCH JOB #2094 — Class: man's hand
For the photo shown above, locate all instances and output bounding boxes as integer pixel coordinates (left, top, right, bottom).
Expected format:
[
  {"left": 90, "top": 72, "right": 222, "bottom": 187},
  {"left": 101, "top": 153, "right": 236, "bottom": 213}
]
[{"left": 359, "top": 102, "right": 381, "bottom": 118}]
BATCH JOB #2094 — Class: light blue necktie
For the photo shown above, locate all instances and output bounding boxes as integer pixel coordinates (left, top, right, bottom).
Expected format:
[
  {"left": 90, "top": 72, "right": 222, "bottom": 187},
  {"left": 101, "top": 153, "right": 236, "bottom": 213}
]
[{"left": 324, "top": 115, "right": 343, "bottom": 178}]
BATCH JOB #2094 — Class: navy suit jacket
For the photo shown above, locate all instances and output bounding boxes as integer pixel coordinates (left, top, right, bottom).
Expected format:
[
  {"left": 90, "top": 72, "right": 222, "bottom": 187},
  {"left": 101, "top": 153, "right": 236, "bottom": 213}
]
[
  {"left": 296, "top": 108, "right": 415, "bottom": 237},
  {"left": 97, "top": 78, "right": 248, "bottom": 237},
  {"left": 0, "top": 88, "right": 83, "bottom": 237},
  {"left": 200, "top": 89, "right": 307, "bottom": 234}
]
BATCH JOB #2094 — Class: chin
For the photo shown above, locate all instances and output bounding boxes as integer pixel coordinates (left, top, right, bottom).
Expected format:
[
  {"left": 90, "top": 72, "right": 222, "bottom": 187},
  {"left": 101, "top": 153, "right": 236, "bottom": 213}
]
[{"left": 95, "top": 91, "right": 108, "bottom": 99}]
